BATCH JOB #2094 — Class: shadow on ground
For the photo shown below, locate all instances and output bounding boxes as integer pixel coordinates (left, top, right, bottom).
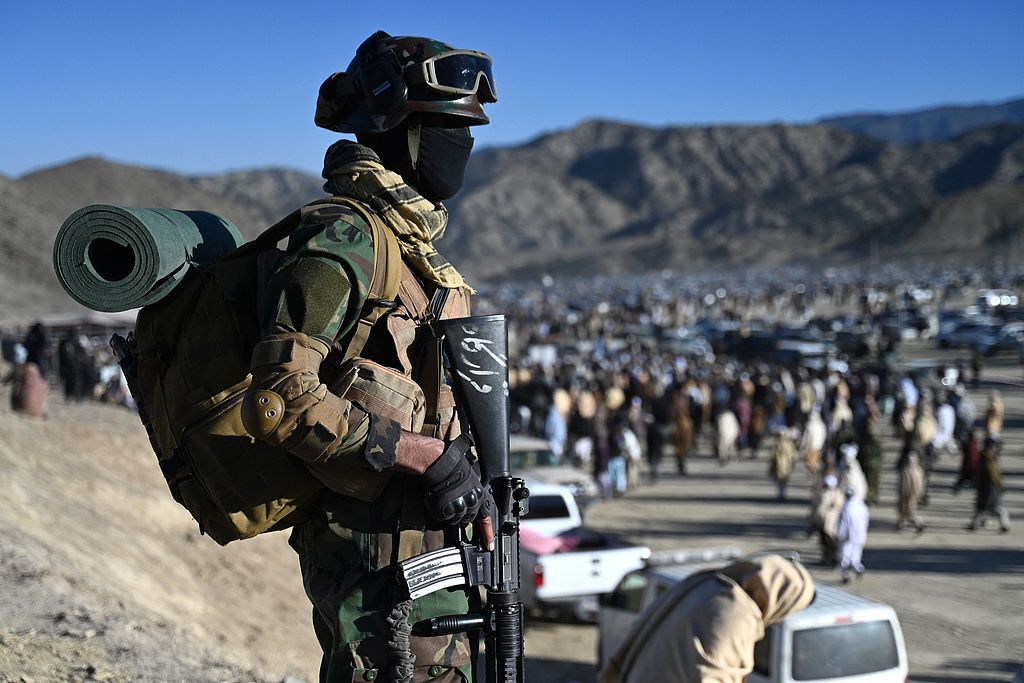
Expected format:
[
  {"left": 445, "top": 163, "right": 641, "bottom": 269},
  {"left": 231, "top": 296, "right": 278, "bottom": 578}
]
[
  {"left": 524, "top": 657, "right": 597, "bottom": 682},
  {"left": 626, "top": 493, "right": 809, "bottom": 507},
  {"left": 864, "top": 546, "right": 1023, "bottom": 574},
  {"left": 597, "top": 516, "right": 808, "bottom": 541},
  {"left": 912, "top": 656, "right": 1023, "bottom": 682}
]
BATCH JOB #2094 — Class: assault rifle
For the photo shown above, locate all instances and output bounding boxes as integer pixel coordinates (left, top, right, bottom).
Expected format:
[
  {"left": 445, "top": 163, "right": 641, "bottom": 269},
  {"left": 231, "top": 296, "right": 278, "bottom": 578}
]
[{"left": 398, "top": 314, "right": 529, "bottom": 683}]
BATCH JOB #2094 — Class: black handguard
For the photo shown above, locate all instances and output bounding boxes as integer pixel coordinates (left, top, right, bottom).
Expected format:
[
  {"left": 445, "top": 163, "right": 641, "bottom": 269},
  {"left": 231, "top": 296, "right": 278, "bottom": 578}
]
[
  {"left": 399, "top": 315, "right": 525, "bottom": 683},
  {"left": 423, "top": 433, "right": 487, "bottom": 527}
]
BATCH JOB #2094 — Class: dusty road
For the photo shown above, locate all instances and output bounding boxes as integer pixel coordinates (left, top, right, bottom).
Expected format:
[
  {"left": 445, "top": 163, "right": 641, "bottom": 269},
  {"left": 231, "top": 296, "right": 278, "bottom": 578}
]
[{"left": 523, "top": 345, "right": 1024, "bottom": 683}]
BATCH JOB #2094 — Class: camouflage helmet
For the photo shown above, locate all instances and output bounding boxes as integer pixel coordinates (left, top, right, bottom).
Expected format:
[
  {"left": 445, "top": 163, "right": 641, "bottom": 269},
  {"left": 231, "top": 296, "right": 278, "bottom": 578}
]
[{"left": 315, "top": 31, "right": 497, "bottom": 134}]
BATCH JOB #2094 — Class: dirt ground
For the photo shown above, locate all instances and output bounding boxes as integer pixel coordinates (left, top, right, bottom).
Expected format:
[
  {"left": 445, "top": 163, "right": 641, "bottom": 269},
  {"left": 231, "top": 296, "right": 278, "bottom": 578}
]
[{"left": 0, "top": 340, "right": 1021, "bottom": 682}]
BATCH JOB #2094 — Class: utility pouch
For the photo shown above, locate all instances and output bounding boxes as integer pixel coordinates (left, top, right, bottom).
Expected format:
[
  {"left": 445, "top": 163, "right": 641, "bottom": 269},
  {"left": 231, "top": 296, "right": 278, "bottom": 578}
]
[{"left": 306, "top": 358, "right": 428, "bottom": 502}]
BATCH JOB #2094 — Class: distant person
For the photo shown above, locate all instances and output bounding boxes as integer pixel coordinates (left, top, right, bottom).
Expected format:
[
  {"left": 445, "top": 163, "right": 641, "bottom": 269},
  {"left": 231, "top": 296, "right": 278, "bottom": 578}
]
[
  {"left": 9, "top": 361, "right": 48, "bottom": 418},
  {"left": 952, "top": 384, "right": 977, "bottom": 450},
  {"left": 801, "top": 409, "right": 827, "bottom": 474},
  {"left": 731, "top": 385, "right": 752, "bottom": 454},
  {"left": 644, "top": 380, "right": 670, "bottom": 476},
  {"left": 837, "top": 485, "right": 870, "bottom": 583},
  {"left": 543, "top": 389, "right": 569, "bottom": 459},
  {"left": 607, "top": 412, "right": 630, "bottom": 497},
  {"left": 970, "top": 348, "right": 982, "bottom": 387},
  {"left": 838, "top": 443, "right": 868, "bottom": 502},
  {"left": 600, "top": 555, "right": 815, "bottom": 683},
  {"left": 967, "top": 436, "right": 1010, "bottom": 533},
  {"left": 670, "top": 385, "right": 696, "bottom": 476},
  {"left": 58, "top": 330, "right": 84, "bottom": 401},
  {"left": 985, "top": 391, "right": 1004, "bottom": 437},
  {"left": 811, "top": 473, "right": 844, "bottom": 566},
  {"left": 953, "top": 430, "right": 982, "bottom": 493},
  {"left": 715, "top": 408, "right": 740, "bottom": 464},
  {"left": 896, "top": 448, "right": 926, "bottom": 533},
  {"left": 857, "top": 396, "right": 884, "bottom": 505},
  {"left": 769, "top": 427, "right": 797, "bottom": 501},
  {"left": 932, "top": 392, "right": 957, "bottom": 457},
  {"left": 22, "top": 322, "right": 47, "bottom": 377}
]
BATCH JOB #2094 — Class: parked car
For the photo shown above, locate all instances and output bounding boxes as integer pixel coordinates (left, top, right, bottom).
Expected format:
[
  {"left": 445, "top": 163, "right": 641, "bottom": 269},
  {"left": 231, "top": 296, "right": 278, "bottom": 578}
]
[
  {"left": 598, "top": 558, "right": 909, "bottom": 682},
  {"left": 519, "top": 480, "right": 583, "bottom": 537},
  {"left": 510, "top": 434, "right": 599, "bottom": 511},
  {"left": 936, "top": 320, "right": 996, "bottom": 349},
  {"left": 519, "top": 482, "right": 650, "bottom": 622},
  {"left": 974, "top": 322, "right": 1024, "bottom": 356}
]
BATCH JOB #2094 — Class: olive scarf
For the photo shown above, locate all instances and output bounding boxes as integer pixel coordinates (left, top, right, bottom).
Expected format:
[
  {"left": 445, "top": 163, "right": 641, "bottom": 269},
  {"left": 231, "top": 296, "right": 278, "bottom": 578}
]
[{"left": 322, "top": 140, "right": 473, "bottom": 293}]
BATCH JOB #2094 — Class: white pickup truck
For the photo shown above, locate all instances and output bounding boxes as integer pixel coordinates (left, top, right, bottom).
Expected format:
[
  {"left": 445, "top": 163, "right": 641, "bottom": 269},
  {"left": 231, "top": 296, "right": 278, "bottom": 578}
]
[
  {"left": 598, "top": 554, "right": 909, "bottom": 683},
  {"left": 518, "top": 481, "right": 650, "bottom": 622}
]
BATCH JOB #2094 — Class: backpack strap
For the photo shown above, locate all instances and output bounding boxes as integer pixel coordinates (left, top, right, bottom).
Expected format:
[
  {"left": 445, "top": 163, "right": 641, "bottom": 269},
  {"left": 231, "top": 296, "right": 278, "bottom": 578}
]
[
  {"left": 325, "top": 198, "right": 403, "bottom": 361},
  {"left": 230, "top": 196, "right": 402, "bottom": 360}
]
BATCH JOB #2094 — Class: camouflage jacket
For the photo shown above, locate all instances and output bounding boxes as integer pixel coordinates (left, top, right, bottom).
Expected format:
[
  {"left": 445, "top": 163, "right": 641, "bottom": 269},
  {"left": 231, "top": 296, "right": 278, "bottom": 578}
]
[{"left": 250, "top": 197, "right": 470, "bottom": 520}]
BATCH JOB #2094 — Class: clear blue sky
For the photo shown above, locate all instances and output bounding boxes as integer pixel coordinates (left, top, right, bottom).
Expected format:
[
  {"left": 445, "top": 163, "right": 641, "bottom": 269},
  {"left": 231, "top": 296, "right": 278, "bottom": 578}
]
[{"left": 2, "top": 1, "right": 1022, "bottom": 177}]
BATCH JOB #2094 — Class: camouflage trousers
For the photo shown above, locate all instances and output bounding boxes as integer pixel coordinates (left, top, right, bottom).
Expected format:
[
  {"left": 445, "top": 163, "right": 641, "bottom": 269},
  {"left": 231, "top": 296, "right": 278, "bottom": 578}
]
[{"left": 290, "top": 488, "right": 477, "bottom": 683}]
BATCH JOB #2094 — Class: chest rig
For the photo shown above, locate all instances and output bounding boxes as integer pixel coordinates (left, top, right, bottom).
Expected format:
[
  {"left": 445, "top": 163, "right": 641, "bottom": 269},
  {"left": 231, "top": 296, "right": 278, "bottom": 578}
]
[{"left": 309, "top": 260, "right": 472, "bottom": 571}]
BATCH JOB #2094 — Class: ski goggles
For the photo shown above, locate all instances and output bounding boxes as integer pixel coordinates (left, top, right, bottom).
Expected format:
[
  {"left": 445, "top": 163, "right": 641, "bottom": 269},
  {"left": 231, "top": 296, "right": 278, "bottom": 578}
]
[{"left": 405, "top": 50, "right": 498, "bottom": 102}]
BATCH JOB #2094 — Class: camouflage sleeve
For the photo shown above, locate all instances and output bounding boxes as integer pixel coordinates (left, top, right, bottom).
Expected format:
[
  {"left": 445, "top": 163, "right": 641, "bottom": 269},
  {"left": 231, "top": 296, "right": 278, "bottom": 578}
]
[
  {"left": 250, "top": 205, "right": 378, "bottom": 462},
  {"left": 260, "top": 205, "right": 376, "bottom": 340}
]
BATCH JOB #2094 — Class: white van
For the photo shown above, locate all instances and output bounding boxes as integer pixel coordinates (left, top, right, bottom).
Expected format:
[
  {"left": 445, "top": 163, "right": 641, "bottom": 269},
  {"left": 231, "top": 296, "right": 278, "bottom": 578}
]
[{"left": 599, "top": 561, "right": 909, "bottom": 682}]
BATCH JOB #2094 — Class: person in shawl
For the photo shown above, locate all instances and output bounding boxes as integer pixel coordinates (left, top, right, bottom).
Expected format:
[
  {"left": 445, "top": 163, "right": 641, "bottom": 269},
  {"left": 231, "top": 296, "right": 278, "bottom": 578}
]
[
  {"left": 838, "top": 443, "right": 868, "bottom": 502},
  {"left": 837, "top": 485, "right": 870, "bottom": 583},
  {"left": 968, "top": 435, "right": 1011, "bottom": 533},
  {"left": 599, "top": 555, "right": 815, "bottom": 683},
  {"left": 770, "top": 426, "right": 798, "bottom": 501},
  {"left": 896, "top": 447, "right": 926, "bottom": 533}
]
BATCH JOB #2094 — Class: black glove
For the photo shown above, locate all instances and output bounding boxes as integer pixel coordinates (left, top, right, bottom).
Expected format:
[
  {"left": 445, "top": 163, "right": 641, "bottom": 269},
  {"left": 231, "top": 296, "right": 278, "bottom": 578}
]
[{"left": 423, "top": 434, "right": 490, "bottom": 527}]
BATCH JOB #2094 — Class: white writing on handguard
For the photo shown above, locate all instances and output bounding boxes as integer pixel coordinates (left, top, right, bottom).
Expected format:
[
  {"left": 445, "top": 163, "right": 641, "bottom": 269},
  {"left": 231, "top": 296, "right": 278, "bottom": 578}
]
[{"left": 455, "top": 324, "right": 508, "bottom": 395}]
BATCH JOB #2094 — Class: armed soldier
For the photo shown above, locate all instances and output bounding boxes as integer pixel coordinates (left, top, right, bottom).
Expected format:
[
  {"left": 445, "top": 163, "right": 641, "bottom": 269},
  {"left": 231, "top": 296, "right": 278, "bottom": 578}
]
[{"left": 238, "top": 31, "right": 498, "bottom": 682}]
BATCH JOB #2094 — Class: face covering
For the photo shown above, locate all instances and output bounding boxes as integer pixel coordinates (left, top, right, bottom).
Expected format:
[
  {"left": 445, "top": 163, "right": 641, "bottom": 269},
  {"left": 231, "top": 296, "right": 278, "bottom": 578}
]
[{"left": 358, "top": 125, "right": 474, "bottom": 202}]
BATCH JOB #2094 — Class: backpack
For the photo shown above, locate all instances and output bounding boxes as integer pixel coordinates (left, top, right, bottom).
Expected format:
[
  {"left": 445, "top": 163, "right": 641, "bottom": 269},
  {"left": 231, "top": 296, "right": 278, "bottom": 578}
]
[{"left": 112, "top": 197, "right": 402, "bottom": 545}]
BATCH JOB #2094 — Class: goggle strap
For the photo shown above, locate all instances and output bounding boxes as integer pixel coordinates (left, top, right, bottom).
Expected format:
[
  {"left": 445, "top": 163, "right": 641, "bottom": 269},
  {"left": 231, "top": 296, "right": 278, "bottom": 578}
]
[{"left": 403, "top": 63, "right": 427, "bottom": 87}]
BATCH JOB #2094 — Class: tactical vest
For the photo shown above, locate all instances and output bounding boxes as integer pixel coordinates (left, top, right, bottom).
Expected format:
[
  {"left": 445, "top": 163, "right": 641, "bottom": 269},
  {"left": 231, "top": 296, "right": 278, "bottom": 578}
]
[{"left": 300, "top": 260, "right": 473, "bottom": 573}]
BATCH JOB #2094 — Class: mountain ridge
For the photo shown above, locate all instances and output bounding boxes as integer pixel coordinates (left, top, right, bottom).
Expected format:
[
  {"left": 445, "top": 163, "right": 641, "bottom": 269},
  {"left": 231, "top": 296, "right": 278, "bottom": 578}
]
[
  {"left": 2, "top": 113, "right": 1023, "bottom": 322},
  {"left": 819, "top": 96, "right": 1024, "bottom": 144}
]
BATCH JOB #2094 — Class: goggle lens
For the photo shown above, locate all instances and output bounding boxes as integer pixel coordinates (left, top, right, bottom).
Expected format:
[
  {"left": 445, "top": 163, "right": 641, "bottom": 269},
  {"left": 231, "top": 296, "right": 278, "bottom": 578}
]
[{"left": 412, "top": 51, "right": 497, "bottom": 102}]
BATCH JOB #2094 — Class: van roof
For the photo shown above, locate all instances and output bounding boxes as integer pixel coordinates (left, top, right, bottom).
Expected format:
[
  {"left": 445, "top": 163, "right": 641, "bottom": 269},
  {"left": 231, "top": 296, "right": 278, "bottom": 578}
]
[
  {"left": 800, "top": 585, "right": 891, "bottom": 618},
  {"left": 645, "top": 565, "right": 892, "bottom": 618}
]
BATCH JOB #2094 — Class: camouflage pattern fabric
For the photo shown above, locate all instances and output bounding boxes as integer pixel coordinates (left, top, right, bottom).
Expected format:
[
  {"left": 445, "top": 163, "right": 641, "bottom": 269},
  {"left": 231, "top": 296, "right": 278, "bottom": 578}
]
[
  {"left": 291, "top": 483, "right": 476, "bottom": 682},
  {"left": 261, "top": 203, "right": 377, "bottom": 341},
  {"left": 257, "top": 183, "right": 477, "bottom": 681}
]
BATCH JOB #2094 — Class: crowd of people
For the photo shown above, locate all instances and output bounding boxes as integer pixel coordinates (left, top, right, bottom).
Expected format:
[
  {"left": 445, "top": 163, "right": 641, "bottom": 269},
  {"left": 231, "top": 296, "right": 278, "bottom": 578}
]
[
  {"left": 484, "top": 266, "right": 1017, "bottom": 583},
  {"left": 5, "top": 270, "right": 1017, "bottom": 572},
  {"left": 3, "top": 322, "right": 132, "bottom": 416}
]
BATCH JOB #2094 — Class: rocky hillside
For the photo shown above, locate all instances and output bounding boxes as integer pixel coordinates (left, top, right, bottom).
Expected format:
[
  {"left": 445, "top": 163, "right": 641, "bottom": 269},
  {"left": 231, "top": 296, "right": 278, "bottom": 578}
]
[
  {"left": 442, "top": 121, "right": 1024, "bottom": 279},
  {"left": 0, "top": 394, "right": 320, "bottom": 681},
  {"left": 2, "top": 118, "right": 1023, "bottom": 322},
  {"left": 0, "top": 159, "right": 326, "bottom": 323}
]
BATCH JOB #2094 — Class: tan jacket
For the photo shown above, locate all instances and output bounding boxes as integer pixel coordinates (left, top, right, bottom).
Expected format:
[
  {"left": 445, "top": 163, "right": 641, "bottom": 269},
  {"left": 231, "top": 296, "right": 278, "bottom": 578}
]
[{"left": 600, "top": 555, "right": 815, "bottom": 683}]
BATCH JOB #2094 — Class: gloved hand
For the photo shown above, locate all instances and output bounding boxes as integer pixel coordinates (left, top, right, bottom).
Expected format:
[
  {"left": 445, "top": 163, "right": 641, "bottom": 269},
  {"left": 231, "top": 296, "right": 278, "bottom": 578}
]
[{"left": 422, "top": 434, "right": 491, "bottom": 528}]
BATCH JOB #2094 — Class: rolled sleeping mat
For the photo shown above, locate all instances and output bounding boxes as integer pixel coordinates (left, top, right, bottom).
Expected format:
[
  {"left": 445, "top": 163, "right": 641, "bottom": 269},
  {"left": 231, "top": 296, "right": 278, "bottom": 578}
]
[{"left": 53, "top": 204, "right": 243, "bottom": 312}]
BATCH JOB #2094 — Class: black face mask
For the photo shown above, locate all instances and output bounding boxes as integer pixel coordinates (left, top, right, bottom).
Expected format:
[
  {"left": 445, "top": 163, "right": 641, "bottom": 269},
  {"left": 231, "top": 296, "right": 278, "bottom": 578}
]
[{"left": 358, "top": 125, "right": 474, "bottom": 202}]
